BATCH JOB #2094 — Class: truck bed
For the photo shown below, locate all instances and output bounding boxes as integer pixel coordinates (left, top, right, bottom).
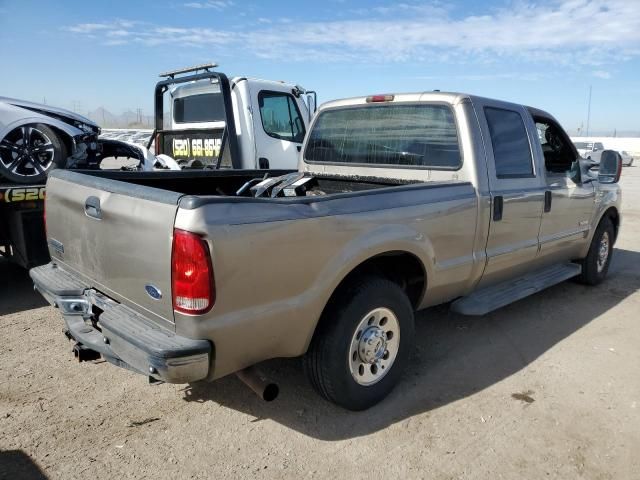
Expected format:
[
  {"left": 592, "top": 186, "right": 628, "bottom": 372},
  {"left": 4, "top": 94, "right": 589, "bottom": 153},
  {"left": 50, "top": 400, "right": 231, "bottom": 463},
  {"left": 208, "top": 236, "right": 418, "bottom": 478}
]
[{"left": 60, "top": 168, "right": 414, "bottom": 198}]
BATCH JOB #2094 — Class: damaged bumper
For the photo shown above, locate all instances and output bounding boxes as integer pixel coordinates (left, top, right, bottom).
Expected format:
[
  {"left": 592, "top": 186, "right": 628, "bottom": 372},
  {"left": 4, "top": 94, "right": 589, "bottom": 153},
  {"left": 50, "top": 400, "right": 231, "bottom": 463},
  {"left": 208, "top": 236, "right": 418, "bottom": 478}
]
[{"left": 30, "top": 263, "right": 212, "bottom": 384}]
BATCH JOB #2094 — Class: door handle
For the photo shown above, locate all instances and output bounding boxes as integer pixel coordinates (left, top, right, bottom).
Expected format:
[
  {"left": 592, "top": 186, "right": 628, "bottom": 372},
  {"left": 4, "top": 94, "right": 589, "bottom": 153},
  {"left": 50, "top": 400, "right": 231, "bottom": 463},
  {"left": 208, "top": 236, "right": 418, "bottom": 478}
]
[
  {"left": 85, "top": 196, "right": 102, "bottom": 220},
  {"left": 493, "top": 195, "right": 503, "bottom": 221},
  {"left": 258, "top": 157, "right": 270, "bottom": 169},
  {"left": 544, "top": 190, "right": 552, "bottom": 213}
]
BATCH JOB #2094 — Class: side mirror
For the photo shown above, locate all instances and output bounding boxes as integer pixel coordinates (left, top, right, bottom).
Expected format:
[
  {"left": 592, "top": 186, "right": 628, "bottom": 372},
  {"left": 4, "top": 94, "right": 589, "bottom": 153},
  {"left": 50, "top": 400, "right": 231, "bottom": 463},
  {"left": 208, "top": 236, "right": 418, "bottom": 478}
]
[{"left": 598, "top": 150, "right": 622, "bottom": 184}]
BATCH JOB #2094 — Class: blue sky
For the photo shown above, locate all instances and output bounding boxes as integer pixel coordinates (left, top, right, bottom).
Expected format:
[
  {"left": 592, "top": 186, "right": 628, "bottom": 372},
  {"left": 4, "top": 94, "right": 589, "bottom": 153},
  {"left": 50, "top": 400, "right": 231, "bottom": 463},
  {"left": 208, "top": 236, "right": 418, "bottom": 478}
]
[{"left": 1, "top": 0, "right": 639, "bottom": 134}]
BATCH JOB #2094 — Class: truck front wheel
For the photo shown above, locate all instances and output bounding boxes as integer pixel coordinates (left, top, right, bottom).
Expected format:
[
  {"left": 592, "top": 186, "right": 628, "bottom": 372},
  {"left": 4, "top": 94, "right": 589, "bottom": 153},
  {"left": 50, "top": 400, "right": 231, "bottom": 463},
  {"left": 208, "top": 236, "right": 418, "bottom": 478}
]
[
  {"left": 577, "top": 217, "right": 614, "bottom": 285},
  {"left": 304, "top": 277, "right": 415, "bottom": 411}
]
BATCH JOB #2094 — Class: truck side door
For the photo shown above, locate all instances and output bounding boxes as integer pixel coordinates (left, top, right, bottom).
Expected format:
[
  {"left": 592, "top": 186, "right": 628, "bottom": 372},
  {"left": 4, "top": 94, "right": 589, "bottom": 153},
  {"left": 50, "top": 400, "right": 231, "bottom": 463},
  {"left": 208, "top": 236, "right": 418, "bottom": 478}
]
[
  {"left": 251, "top": 87, "right": 306, "bottom": 169},
  {"left": 532, "top": 117, "right": 595, "bottom": 262},
  {"left": 474, "top": 100, "right": 546, "bottom": 287}
]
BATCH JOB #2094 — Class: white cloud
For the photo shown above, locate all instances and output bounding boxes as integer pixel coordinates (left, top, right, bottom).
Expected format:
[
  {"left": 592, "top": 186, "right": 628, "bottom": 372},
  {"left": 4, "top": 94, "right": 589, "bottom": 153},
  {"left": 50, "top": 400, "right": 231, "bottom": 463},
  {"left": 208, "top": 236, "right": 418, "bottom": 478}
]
[
  {"left": 104, "top": 39, "right": 128, "bottom": 46},
  {"left": 64, "top": 0, "right": 640, "bottom": 65},
  {"left": 592, "top": 70, "right": 612, "bottom": 79},
  {"left": 414, "top": 72, "right": 550, "bottom": 82},
  {"left": 183, "top": 1, "right": 233, "bottom": 9},
  {"left": 66, "top": 23, "right": 112, "bottom": 34}
]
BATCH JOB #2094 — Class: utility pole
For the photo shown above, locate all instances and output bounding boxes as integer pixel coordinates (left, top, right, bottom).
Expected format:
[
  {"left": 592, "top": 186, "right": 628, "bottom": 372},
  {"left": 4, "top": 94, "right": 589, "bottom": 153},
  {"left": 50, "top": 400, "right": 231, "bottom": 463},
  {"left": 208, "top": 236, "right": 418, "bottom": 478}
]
[{"left": 585, "top": 85, "right": 592, "bottom": 137}]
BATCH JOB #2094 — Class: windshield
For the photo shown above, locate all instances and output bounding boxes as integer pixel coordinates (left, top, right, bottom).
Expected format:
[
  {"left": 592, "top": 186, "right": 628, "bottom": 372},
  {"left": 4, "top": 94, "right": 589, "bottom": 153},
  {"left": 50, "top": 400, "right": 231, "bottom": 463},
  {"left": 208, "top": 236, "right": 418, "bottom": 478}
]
[
  {"left": 304, "top": 103, "right": 462, "bottom": 169},
  {"left": 574, "top": 142, "right": 591, "bottom": 149},
  {"left": 173, "top": 92, "right": 225, "bottom": 124}
]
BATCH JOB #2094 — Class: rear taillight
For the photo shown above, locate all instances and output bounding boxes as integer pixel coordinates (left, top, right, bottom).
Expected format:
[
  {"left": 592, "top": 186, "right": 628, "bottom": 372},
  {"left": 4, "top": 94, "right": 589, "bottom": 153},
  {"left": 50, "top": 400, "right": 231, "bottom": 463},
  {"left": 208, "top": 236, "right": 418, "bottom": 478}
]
[{"left": 171, "top": 229, "right": 215, "bottom": 314}]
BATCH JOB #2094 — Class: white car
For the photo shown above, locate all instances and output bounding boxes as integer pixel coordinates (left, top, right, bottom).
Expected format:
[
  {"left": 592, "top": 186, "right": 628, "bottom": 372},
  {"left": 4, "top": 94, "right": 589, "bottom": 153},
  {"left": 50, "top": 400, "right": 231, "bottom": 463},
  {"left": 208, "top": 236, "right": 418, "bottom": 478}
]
[
  {"left": 574, "top": 141, "right": 605, "bottom": 165},
  {"left": 0, "top": 97, "right": 148, "bottom": 184},
  {"left": 620, "top": 151, "right": 634, "bottom": 167}
]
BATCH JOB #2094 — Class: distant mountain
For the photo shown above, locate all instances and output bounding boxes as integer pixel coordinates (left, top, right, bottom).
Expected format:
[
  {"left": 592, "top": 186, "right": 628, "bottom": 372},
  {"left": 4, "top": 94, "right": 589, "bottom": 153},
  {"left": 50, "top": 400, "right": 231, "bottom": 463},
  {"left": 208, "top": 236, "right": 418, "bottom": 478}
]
[{"left": 86, "top": 107, "right": 153, "bottom": 128}]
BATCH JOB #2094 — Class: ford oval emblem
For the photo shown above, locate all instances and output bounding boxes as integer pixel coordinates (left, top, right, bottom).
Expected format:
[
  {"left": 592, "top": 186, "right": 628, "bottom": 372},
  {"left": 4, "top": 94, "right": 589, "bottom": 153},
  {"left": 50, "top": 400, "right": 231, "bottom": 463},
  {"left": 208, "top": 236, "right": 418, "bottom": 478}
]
[{"left": 145, "top": 284, "right": 162, "bottom": 300}]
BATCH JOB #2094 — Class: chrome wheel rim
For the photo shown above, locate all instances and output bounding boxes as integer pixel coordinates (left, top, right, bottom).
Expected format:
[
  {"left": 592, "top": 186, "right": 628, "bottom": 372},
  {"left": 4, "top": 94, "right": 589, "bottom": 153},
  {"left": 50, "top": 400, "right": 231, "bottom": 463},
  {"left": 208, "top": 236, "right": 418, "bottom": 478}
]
[
  {"left": 348, "top": 307, "right": 400, "bottom": 386},
  {"left": 0, "top": 126, "right": 55, "bottom": 177},
  {"left": 597, "top": 231, "right": 610, "bottom": 273}
]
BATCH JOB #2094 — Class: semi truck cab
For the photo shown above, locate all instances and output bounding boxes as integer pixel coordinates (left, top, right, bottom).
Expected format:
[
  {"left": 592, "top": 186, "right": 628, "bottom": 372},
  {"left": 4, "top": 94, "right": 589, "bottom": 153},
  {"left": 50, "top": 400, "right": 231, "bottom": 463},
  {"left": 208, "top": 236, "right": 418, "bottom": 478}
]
[{"left": 155, "top": 63, "right": 316, "bottom": 170}]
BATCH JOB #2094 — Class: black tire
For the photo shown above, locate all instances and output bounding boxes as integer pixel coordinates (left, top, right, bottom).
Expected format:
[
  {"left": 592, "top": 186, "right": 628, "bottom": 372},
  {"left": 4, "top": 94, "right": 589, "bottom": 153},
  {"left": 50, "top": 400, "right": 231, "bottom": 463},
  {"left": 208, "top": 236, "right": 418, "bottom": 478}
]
[
  {"left": 0, "top": 123, "right": 67, "bottom": 184},
  {"left": 576, "top": 217, "right": 614, "bottom": 285},
  {"left": 304, "top": 276, "right": 415, "bottom": 411}
]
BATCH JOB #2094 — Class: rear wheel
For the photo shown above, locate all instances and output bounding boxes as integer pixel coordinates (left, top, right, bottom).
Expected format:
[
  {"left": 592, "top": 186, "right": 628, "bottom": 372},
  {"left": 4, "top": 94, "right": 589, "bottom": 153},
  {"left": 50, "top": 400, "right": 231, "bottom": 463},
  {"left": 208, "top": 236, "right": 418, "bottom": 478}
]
[
  {"left": 0, "top": 123, "right": 67, "bottom": 183},
  {"left": 304, "top": 277, "right": 415, "bottom": 410},
  {"left": 577, "top": 217, "right": 614, "bottom": 285}
]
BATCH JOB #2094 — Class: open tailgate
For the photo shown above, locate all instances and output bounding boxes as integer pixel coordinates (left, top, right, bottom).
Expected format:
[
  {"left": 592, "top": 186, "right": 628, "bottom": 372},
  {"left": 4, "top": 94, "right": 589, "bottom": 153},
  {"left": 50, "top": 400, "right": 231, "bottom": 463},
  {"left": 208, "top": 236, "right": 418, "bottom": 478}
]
[{"left": 44, "top": 169, "right": 182, "bottom": 329}]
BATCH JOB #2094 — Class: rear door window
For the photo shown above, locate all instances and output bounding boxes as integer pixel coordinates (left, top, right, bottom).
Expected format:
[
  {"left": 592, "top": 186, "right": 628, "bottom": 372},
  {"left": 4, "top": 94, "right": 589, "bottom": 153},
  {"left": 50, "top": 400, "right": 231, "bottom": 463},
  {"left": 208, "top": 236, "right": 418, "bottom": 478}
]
[
  {"left": 304, "top": 103, "right": 462, "bottom": 169},
  {"left": 484, "top": 107, "right": 534, "bottom": 178}
]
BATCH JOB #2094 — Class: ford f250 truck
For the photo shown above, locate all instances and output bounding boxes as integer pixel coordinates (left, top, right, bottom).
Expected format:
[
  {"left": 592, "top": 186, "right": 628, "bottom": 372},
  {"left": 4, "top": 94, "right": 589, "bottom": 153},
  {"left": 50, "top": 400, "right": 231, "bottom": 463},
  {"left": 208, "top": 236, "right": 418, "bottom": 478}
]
[{"left": 30, "top": 92, "right": 622, "bottom": 410}]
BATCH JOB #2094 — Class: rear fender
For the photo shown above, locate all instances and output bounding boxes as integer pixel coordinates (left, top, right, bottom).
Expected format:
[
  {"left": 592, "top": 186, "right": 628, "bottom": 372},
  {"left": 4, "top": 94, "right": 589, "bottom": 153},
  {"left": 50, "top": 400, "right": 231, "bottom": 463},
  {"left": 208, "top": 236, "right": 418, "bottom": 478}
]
[{"left": 301, "top": 223, "right": 433, "bottom": 349}]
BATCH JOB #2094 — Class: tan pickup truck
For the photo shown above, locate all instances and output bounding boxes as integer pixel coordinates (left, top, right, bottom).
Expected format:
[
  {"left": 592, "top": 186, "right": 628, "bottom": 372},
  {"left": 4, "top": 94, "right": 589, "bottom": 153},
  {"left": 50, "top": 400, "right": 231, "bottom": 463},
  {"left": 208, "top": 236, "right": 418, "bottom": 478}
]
[{"left": 30, "top": 92, "right": 622, "bottom": 410}]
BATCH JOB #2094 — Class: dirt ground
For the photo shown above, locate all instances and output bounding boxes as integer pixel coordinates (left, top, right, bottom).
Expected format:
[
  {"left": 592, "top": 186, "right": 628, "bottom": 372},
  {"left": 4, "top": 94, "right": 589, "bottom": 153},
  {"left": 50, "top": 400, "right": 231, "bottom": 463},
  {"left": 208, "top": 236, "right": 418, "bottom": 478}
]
[{"left": 1, "top": 168, "right": 639, "bottom": 480}]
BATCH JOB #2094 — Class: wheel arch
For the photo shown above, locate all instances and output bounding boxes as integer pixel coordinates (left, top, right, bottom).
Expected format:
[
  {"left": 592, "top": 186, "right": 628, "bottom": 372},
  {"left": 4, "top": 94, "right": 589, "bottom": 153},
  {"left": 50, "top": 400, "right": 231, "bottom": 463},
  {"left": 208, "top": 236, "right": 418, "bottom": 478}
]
[
  {"left": 331, "top": 250, "right": 427, "bottom": 309},
  {"left": 602, "top": 206, "right": 620, "bottom": 243},
  {"left": 0, "top": 116, "right": 82, "bottom": 147},
  {"left": 303, "top": 249, "right": 427, "bottom": 353}
]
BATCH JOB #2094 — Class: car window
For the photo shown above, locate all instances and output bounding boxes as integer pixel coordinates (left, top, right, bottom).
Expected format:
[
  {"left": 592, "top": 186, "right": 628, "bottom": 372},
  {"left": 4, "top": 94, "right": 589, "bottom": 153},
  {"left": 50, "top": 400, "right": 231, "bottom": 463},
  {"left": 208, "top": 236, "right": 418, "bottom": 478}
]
[
  {"left": 595, "top": 142, "right": 604, "bottom": 150},
  {"left": 304, "top": 103, "right": 462, "bottom": 169},
  {"left": 173, "top": 93, "right": 225, "bottom": 124},
  {"left": 484, "top": 107, "right": 534, "bottom": 178},
  {"left": 535, "top": 120, "right": 577, "bottom": 174},
  {"left": 258, "top": 91, "right": 306, "bottom": 143}
]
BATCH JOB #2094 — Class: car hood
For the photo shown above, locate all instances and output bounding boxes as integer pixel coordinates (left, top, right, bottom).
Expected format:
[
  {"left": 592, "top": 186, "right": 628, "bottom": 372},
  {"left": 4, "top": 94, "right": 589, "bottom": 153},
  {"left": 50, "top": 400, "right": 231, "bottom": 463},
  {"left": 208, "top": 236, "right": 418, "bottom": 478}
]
[{"left": 0, "top": 96, "right": 99, "bottom": 130}]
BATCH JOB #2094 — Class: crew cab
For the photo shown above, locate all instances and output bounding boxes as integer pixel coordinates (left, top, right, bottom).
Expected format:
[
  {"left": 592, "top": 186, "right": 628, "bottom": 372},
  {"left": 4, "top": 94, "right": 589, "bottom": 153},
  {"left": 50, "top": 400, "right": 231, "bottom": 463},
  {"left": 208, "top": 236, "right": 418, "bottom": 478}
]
[{"left": 31, "top": 92, "right": 622, "bottom": 410}]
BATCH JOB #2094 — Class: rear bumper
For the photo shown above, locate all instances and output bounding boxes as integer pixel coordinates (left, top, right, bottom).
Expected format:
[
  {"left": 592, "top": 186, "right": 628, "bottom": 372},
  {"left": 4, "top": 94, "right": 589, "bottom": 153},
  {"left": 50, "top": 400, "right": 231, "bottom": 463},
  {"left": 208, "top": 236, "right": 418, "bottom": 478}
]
[{"left": 30, "top": 263, "right": 212, "bottom": 383}]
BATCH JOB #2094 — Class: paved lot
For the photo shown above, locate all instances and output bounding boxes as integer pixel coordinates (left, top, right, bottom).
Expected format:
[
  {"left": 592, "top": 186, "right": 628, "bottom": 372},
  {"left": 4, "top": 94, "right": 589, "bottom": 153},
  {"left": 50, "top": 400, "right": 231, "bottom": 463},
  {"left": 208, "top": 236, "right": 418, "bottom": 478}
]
[{"left": 1, "top": 168, "right": 639, "bottom": 479}]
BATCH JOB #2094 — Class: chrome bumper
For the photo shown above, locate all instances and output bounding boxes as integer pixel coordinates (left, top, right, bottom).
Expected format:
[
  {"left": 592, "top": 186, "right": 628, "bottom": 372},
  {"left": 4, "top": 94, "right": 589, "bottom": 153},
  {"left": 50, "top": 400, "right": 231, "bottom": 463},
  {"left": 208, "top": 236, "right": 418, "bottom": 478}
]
[{"left": 30, "top": 263, "right": 212, "bottom": 384}]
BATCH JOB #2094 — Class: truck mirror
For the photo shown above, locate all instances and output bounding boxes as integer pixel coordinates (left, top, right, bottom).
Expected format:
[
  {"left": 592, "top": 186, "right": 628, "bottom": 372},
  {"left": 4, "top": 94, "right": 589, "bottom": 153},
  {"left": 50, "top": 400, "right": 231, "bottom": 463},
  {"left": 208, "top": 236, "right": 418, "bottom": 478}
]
[{"left": 598, "top": 150, "right": 622, "bottom": 184}]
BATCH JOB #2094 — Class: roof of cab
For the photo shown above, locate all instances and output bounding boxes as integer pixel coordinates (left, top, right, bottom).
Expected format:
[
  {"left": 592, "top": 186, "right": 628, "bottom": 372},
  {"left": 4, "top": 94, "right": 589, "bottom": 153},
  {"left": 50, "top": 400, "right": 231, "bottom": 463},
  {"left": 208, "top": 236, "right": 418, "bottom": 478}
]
[
  {"left": 232, "top": 76, "right": 302, "bottom": 90},
  {"left": 318, "top": 91, "right": 555, "bottom": 120},
  {"left": 319, "top": 91, "right": 472, "bottom": 110}
]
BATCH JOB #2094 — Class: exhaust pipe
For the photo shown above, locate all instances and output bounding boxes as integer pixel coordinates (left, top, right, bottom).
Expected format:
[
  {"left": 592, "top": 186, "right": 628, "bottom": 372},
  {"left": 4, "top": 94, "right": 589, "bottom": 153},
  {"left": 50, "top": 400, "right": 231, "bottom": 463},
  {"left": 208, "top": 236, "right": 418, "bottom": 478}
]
[
  {"left": 236, "top": 366, "right": 279, "bottom": 402},
  {"left": 73, "top": 343, "right": 101, "bottom": 362}
]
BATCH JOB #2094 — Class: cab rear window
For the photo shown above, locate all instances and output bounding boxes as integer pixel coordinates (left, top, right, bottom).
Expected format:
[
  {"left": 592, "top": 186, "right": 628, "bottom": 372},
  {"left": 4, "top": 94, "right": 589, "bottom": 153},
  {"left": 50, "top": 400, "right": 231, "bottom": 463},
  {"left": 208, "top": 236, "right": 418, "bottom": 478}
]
[
  {"left": 173, "top": 93, "right": 225, "bottom": 124},
  {"left": 304, "top": 104, "right": 462, "bottom": 169}
]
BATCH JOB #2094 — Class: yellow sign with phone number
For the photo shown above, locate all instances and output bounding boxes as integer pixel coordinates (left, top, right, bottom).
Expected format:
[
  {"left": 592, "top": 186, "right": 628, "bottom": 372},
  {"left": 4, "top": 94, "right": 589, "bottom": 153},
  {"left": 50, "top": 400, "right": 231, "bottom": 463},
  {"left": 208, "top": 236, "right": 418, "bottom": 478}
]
[
  {"left": 172, "top": 138, "right": 221, "bottom": 158},
  {"left": 1, "top": 187, "right": 46, "bottom": 203}
]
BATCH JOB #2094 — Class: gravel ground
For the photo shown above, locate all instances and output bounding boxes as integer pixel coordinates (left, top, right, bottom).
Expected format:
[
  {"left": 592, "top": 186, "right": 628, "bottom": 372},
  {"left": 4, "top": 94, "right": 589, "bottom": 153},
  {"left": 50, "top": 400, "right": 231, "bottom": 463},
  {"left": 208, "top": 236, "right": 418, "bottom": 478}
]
[{"left": 1, "top": 168, "right": 639, "bottom": 480}]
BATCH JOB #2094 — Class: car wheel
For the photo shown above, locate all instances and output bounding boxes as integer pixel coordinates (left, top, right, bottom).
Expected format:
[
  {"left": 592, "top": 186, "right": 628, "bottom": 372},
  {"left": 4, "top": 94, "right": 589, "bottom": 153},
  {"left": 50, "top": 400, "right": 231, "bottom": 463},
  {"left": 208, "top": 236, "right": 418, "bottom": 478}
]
[
  {"left": 576, "top": 217, "right": 614, "bottom": 285},
  {"left": 0, "top": 123, "right": 67, "bottom": 184},
  {"left": 304, "top": 276, "right": 415, "bottom": 410}
]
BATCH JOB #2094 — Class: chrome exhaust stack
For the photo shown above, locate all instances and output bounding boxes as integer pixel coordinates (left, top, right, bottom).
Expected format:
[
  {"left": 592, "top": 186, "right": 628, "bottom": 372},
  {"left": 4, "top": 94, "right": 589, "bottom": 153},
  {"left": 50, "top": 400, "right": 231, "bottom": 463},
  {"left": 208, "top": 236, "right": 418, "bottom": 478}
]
[{"left": 235, "top": 366, "right": 279, "bottom": 402}]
